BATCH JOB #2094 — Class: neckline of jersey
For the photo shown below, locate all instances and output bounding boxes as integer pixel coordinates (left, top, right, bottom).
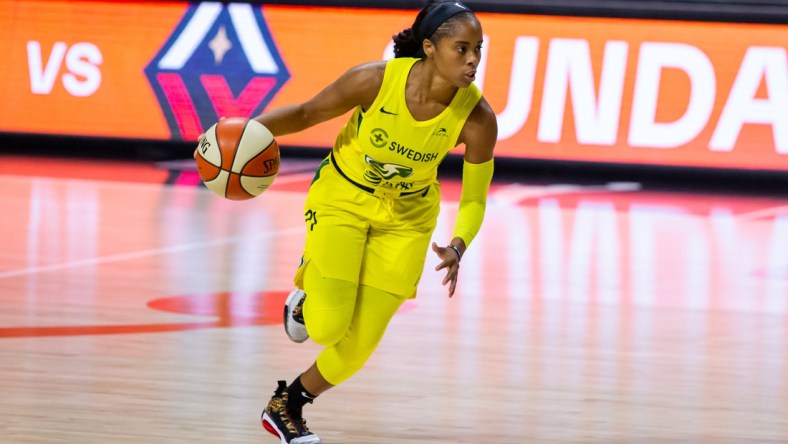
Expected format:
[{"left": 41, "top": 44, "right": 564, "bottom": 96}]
[{"left": 401, "top": 59, "right": 462, "bottom": 127}]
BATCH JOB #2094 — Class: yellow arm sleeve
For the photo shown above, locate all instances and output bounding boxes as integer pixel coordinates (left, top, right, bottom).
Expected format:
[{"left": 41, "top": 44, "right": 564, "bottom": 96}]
[{"left": 452, "top": 158, "right": 494, "bottom": 247}]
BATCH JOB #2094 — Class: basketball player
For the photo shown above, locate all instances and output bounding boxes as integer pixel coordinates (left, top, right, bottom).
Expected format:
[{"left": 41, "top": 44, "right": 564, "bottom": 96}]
[{"left": 256, "top": 2, "right": 496, "bottom": 442}]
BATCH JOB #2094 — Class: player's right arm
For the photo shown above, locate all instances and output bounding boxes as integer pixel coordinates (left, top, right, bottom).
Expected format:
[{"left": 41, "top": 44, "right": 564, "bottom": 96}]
[{"left": 254, "top": 61, "right": 386, "bottom": 137}]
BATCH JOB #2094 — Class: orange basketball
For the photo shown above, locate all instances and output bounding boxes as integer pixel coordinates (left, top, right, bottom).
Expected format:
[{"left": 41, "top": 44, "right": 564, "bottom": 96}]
[{"left": 195, "top": 117, "right": 280, "bottom": 200}]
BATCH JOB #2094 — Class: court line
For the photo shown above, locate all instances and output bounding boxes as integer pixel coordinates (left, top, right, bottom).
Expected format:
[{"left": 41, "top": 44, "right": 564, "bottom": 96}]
[
  {"left": 0, "top": 226, "right": 303, "bottom": 280},
  {"left": 736, "top": 204, "right": 788, "bottom": 221},
  {"left": 489, "top": 181, "right": 641, "bottom": 205}
]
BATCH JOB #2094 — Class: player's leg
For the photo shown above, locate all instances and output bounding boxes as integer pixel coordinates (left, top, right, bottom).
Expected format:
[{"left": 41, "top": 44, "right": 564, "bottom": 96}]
[
  {"left": 310, "top": 189, "right": 441, "bottom": 385},
  {"left": 264, "top": 284, "right": 403, "bottom": 444},
  {"left": 314, "top": 284, "right": 406, "bottom": 385},
  {"left": 263, "top": 263, "right": 360, "bottom": 444},
  {"left": 284, "top": 157, "right": 369, "bottom": 343},
  {"left": 265, "top": 159, "right": 370, "bottom": 444}
]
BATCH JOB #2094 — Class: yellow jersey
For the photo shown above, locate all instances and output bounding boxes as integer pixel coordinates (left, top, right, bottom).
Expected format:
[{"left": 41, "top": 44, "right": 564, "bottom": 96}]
[{"left": 332, "top": 57, "right": 482, "bottom": 196}]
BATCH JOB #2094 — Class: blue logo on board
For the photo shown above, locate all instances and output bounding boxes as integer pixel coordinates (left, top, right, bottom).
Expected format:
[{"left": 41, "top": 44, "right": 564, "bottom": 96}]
[{"left": 144, "top": 2, "right": 289, "bottom": 140}]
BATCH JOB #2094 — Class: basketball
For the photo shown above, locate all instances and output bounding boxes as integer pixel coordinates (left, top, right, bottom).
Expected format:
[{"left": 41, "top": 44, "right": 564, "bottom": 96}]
[{"left": 195, "top": 117, "right": 280, "bottom": 200}]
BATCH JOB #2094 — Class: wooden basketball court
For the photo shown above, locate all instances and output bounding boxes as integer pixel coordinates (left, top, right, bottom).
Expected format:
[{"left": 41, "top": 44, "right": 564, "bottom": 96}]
[{"left": 1, "top": 155, "right": 787, "bottom": 443}]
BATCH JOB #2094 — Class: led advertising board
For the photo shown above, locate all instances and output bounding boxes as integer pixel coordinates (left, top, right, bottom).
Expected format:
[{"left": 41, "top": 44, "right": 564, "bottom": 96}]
[{"left": 1, "top": 1, "right": 787, "bottom": 170}]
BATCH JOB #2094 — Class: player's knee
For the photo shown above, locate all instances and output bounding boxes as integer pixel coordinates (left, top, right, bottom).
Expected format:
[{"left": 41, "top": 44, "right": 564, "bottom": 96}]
[
  {"left": 307, "top": 313, "right": 351, "bottom": 346},
  {"left": 303, "top": 277, "right": 357, "bottom": 346}
]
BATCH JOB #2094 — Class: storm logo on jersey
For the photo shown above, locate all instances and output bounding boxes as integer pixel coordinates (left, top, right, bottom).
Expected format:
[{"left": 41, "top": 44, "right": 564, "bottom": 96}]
[{"left": 363, "top": 154, "right": 414, "bottom": 187}]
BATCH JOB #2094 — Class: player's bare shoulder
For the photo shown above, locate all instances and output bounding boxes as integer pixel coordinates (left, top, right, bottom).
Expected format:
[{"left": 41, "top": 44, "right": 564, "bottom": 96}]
[
  {"left": 349, "top": 61, "right": 387, "bottom": 80},
  {"left": 468, "top": 97, "right": 497, "bottom": 132},
  {"left": 461, "top": 97, "right": 497, "bottom": 142},
  {"left": 457, "top": 96, "right": 497, "bottom": 161},
  {"left": 338, "top": 61, "right": 387, "bottom": 110}
]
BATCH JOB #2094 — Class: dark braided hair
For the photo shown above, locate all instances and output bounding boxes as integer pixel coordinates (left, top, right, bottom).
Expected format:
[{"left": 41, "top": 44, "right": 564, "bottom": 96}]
[{"left": 392, "top": 0, "right": 476, "bottom": 59}]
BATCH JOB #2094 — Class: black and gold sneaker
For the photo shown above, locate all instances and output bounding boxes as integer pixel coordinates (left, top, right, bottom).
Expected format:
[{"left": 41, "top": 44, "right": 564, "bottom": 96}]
[
  {"left": 261, "top": 381, "right": 321, "bottom": 444},
  {"left": 283, "top": 289, "right": 308, "bottom": 343}
]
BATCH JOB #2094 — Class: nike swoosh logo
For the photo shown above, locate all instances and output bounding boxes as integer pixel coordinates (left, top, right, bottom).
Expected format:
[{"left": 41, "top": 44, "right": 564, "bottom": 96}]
[
  {"left": 380, "top": 107, "right": 398, "bottom": 115},
  {"left": 301, "top": 391, "right": 315, "bottom": 400}
]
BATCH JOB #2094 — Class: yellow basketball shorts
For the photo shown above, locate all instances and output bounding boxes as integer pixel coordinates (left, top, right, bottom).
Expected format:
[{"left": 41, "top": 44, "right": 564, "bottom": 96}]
[{"left": 293, "top": 155, "right": 441, "bottom": 298}]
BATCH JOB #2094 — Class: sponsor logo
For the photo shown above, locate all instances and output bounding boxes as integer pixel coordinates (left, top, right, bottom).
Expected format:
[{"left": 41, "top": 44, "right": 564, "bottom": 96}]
[
  {"left": 379, "top": 106, "right": 398, "bottom": 115},
  {"left": 370, "top": 128, "right": 388, "bottom": 148},
  {"left": 144, "top": 2, "right": 289, "bottom": 140},
  {"left": 367, "top": 129, "right": 440, "bottom": 162},
  {"left": 262, "top": 158, "right": 278, "bottom": 174},
  {"left": 388, "top": 141, "right": 439, "bottom": 163},
  {"left": 491, "top": 37, "right": 788, "bottom": 155}
]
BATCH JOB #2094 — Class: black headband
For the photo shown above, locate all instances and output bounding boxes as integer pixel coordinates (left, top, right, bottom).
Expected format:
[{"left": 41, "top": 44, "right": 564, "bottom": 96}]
[{"left": 416, "top": 1, "right": 472, "bottom": 42}]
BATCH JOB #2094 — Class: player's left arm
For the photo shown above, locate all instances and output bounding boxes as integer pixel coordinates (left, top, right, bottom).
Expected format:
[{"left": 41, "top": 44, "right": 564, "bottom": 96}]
[{"left": 433, "top": 97, "right": 498, "bottom": 297}]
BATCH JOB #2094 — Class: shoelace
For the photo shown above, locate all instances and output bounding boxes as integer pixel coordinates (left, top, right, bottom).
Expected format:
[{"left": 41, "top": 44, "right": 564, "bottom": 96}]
[
  {"left": 269, "top": 394, "right": 301, "bottom": 435},
  {"left": 287, "top": 407, "right": 311, "bottom": 435}
]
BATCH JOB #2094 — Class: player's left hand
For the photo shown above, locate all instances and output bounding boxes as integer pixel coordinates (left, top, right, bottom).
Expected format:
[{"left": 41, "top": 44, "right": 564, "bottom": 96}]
[{"left": 432, "top": 242, "right": 461, "bottom": 297}]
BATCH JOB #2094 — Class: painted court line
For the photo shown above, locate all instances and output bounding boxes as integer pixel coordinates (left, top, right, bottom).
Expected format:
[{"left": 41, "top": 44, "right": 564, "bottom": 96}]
[
  {"left": 0, "top": 226, "right": 303, "bottom": 280},
  {"left": 736, "top": 204, "right": 788, "bottom": 221}
]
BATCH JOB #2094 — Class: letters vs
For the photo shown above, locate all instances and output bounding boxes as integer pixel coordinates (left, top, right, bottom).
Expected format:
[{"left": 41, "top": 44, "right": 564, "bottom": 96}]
[{"left": 27, "top": 41, "right": 103, "bottom": 97}]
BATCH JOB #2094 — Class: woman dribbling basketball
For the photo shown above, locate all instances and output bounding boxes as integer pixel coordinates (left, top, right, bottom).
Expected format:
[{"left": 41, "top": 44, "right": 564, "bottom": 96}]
[{"left": 256, "top": 2, "right": 497, "bottom": 442}]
